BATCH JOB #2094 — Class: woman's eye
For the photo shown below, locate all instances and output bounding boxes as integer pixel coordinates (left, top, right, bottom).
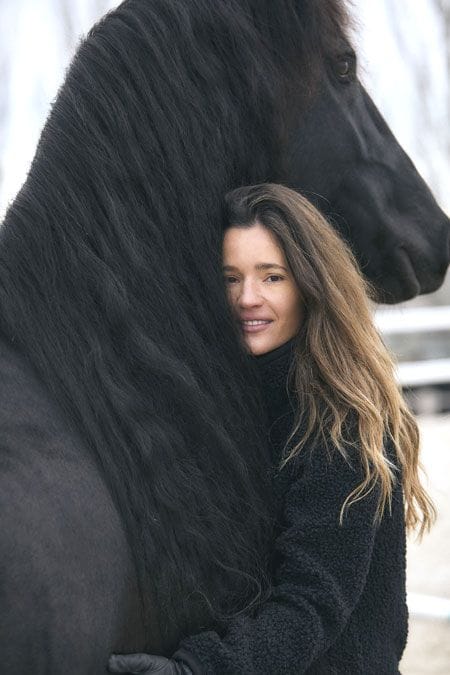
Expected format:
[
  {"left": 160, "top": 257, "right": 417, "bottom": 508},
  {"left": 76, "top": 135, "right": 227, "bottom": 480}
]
[
  {"left": 224, "top": 276, "right": 239, "bottom": 284},
  {"left": 266, "top": 275, "right": 283, "bottom": 282}
]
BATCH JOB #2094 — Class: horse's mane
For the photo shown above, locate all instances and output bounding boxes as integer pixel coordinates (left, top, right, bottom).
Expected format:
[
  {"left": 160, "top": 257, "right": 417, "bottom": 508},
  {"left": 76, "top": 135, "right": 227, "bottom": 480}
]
[{"left": 0, "top": 0, "right": 348, "bottom": 649}]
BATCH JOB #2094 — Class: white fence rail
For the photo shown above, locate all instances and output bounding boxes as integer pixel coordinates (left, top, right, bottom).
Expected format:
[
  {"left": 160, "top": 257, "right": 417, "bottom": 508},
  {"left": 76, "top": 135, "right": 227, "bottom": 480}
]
[
  {"left": 395, "top": 358, "right": 450, "bottom": 387},
  {"left": 374, "top": 306, "right": 450, "bottom": 388},
  {"left": 407, "top": 593, "right": 450, "bottom": 622},
  {"left": 375, "top": 306, "right": 450, "bottom": 335}
]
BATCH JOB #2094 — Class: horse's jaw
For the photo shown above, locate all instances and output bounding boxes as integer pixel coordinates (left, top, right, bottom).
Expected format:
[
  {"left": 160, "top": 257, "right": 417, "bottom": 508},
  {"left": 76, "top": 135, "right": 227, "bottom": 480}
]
[{"left": 330, "top": 163, "right": 450, "bottom": 304}]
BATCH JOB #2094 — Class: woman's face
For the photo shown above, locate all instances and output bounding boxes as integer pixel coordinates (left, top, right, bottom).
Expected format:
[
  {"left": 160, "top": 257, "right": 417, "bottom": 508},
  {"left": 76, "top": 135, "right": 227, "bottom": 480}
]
[{"left": 223, "top": 222, "right": 304, "bottom": 355}]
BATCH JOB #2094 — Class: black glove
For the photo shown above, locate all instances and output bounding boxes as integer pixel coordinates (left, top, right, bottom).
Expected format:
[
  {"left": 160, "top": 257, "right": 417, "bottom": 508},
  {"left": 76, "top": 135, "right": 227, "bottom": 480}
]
[{"left": 108, "top": 653, "right": 193, "bottom": 675}]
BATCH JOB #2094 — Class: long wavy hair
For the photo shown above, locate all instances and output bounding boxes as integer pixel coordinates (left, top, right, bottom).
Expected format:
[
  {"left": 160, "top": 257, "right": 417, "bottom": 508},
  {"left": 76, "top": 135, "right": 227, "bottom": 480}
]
[{"left": 225, "top": 183, "right": 436, "bottom": 538}]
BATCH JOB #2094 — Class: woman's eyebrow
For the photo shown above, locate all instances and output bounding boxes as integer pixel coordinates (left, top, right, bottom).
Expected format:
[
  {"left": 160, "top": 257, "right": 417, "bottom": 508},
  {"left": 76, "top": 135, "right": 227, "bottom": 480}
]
[
  {"left": 222, "top": 263, "right": 288, "bottom": 272},
  {"left": 255, "top": 263, "right": 288, "bottom": 271},
  {"left": 222, "top": 263, "right": 288, "bottom": 271}
]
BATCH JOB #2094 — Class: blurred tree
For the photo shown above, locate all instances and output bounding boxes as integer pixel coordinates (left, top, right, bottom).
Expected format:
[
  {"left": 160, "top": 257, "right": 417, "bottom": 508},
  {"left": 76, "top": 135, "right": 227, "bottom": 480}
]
[
  {"left": 436, "top": 0, "right": 450, "bottom": 127},
  {"left": 0, "top": 0, "right": 15, "bottom": 204},
  {"left": 0, "top": 0, "right": 116, "bottom": 216},
  {"left": 56, "top": 0, "right": 116, "bottom": 52},
  {"left": 355, "top": 0, "right": 449, "bottom": 215}
]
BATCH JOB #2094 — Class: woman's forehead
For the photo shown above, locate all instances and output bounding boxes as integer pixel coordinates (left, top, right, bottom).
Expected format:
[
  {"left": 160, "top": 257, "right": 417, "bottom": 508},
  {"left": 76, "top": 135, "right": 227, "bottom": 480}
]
[{"left": 223, "top": 223, "right": 285, "bottom": 265}]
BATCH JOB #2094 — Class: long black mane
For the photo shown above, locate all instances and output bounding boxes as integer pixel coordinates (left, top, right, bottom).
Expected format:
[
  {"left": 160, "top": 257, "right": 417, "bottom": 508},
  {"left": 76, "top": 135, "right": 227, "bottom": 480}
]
[{"left": 0, "top": 0, "right": 348, "bottom": 647}]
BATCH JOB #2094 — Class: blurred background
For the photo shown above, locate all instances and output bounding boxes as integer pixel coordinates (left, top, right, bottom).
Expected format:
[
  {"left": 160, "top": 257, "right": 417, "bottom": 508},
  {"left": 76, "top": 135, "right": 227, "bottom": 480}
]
[{"left": 0, "top": 1, "right": 449, "bottom": 672}]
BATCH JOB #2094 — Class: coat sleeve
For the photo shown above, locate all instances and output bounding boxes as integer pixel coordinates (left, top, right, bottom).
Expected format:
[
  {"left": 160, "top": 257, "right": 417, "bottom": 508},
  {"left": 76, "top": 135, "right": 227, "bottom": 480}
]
[{"left": 179, "top": 444, "right": 382, "bottom": 674}]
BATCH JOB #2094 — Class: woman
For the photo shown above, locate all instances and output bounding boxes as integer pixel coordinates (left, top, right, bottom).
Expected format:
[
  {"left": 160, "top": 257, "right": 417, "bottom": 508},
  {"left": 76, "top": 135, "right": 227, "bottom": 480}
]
[{"left": 110, "top": 184, "right": 435, "bottom": 674}]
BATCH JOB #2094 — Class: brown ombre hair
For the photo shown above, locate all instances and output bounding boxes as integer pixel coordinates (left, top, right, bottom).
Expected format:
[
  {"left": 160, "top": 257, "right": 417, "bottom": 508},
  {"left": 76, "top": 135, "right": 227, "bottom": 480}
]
[{"left": 225, "top": 183, "right": 435, "bottom": 537}]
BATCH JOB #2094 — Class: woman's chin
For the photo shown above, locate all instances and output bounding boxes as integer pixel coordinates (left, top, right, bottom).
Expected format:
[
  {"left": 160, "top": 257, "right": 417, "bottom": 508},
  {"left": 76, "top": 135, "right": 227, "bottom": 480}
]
[{"left": 245, "top": 334, "right": 279, "bottom": 356}]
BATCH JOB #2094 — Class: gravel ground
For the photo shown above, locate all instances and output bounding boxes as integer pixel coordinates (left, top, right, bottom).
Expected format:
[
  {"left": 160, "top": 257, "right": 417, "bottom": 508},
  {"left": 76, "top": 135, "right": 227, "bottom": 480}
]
[{"left": 400, "top": 414, "right": 450, "bottom": 674}]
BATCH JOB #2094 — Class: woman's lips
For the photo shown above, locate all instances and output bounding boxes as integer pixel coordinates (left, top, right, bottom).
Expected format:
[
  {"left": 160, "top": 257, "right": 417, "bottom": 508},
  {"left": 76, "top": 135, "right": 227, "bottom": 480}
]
[{"left": 240, "top": 319, "right": 273, "bottom": 334}]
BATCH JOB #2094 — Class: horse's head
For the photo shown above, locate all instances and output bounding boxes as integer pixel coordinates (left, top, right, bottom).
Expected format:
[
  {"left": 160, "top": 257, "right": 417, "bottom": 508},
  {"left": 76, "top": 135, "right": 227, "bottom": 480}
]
[{"left": 279, "top": 40, "right": 449, "bottom": 303}]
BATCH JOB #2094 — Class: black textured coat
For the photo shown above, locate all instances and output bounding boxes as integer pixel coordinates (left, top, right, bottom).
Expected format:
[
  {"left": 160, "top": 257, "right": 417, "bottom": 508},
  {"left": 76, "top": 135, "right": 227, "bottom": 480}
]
[{"left": 181, "top": 341, "right": 408, "bottom": 674}]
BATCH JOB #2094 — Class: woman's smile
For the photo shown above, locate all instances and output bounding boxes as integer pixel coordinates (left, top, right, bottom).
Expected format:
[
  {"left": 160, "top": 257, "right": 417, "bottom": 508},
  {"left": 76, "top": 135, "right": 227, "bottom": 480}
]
[{"left": 240, "top": 318, "right": 273, "bottom": 333}]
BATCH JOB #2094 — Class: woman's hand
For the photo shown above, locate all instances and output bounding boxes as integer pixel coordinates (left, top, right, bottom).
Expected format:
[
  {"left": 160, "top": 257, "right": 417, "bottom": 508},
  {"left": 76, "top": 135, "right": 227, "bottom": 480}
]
[{"left": 108, "top": 653, "right": 192, "bottom": 675}]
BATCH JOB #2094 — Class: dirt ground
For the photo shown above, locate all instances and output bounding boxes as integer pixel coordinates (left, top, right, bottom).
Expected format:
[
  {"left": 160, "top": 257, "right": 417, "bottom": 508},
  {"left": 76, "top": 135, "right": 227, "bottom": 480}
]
[{"left": 400, "top": 414, "right": 450, "bottom": 674}]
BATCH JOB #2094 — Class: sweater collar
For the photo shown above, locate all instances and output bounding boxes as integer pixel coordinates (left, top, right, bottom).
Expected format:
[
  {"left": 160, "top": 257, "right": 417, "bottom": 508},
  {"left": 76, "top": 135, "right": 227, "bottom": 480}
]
[
  {"left": 254, "top": 338, "right": 296, "bottom": 369},
  {"left": 253, "top": 339, "right": 296, "bottom": 419}
]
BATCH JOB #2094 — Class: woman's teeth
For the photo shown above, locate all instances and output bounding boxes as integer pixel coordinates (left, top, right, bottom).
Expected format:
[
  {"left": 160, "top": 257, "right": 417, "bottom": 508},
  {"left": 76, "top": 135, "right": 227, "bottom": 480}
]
[{"left": 242, "top": 320, "right": 271, "bottom": 325}]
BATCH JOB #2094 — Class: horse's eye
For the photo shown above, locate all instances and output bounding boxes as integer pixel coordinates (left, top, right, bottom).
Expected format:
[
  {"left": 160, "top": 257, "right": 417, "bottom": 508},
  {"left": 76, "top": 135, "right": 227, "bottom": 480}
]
[
  {"left": 334, "top": 54, "right": 355, "bottom": 82},
  {"left": 337, "top": 59, "right": 350, "bottom": 77}
]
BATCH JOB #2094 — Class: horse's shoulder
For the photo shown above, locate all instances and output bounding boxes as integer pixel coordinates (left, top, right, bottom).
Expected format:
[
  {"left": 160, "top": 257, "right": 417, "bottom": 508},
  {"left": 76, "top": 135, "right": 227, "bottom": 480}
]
[
  {"left": 0, "top": 337, "right": 108, "bottom": 508},
  {"left": 0, "top": 338, "right": 142, "bottom": 672},
  {"left": 0, "top": 336, "right": 74, "bottom": 444}
]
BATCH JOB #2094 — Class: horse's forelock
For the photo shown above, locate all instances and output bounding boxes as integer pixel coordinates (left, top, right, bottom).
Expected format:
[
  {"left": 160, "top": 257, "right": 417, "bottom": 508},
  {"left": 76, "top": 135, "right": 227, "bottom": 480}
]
[{"left": 245, "top": 0, "right": 351, "bottom": 69}]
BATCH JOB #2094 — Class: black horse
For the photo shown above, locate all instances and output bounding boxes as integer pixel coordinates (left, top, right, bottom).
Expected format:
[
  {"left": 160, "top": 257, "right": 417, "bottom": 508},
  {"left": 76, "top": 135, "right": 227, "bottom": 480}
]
[{"left": 0, "top": 1, "right": 448, "bottom": 673}]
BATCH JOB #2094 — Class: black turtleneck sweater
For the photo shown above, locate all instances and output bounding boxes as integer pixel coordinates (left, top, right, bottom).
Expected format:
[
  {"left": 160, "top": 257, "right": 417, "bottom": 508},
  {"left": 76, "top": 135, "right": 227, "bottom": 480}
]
[{"left": 181, "top": 341, "right": 408, "bottom": 674}]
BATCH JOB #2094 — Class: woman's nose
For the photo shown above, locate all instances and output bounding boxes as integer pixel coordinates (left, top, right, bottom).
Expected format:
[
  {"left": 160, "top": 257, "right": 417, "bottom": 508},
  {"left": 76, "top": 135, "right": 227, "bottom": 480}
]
[{"left": 238, "top": 280, "right": 263, "bottom": 307}]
